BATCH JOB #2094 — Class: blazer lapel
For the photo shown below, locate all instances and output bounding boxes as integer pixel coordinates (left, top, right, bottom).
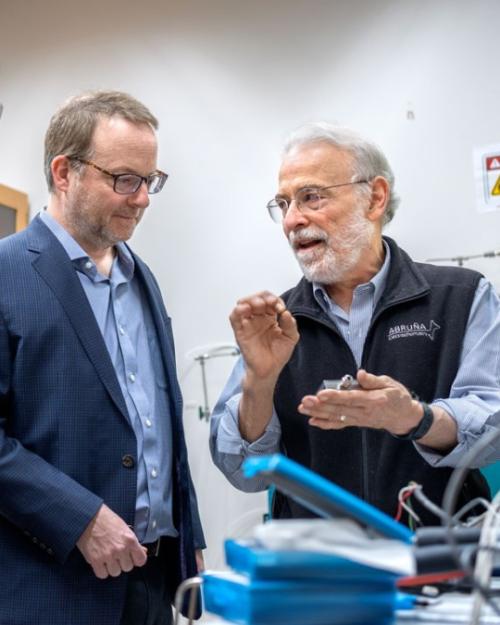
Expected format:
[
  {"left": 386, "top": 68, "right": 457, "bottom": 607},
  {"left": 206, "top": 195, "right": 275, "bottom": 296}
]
[{"left": 27, "top": 217, "right": 130, "bottom": 422}]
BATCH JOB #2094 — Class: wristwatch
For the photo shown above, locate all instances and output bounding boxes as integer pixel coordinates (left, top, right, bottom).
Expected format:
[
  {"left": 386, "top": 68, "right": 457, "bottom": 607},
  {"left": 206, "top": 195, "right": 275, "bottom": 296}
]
[{"left": 392, "top": 402, "right": 434, "bottom": 441}]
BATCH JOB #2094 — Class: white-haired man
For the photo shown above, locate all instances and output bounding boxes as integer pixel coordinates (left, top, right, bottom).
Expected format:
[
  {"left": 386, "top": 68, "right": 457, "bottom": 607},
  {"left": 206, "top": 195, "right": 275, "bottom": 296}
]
[{"left": 210, "top": 123, "right": 500, "bottom": 525}]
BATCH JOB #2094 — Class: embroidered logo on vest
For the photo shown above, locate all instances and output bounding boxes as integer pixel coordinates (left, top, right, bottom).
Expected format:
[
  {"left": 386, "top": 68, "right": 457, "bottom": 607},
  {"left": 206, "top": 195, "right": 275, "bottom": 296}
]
[{"left": 388, "top": 320, "right": 441, "bottom": 341}]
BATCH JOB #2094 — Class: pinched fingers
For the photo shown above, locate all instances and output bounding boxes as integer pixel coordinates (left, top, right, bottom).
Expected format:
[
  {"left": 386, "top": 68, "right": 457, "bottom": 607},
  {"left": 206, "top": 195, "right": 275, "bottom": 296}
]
[
  {"left": 230, "top": 293, "right": 289, "bottom": 336},
  {"left": 231, "top": 292, "right": 285, "bottom": 320}
]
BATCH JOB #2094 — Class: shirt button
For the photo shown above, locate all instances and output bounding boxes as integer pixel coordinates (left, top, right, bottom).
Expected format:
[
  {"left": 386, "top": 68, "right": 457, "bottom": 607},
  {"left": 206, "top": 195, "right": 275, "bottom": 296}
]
[
  {"left": 122, "top": 454, "right": 135, "bottom": 468},
  {"left": 152, "top": 520, "right": 157, "bottom": 529},
  {"left": 119, "top": 327, "right": 125, "bottom": 335},
  {"left": 85, "top": 260, "right": 93, "bottom": 269},
  {"left": 145, "top": 419, "right": 152, "bottom": 428},
  {"left": 151, "top": 468, "right": 158, "bottom": 478},
  {"left": 129, "top": 373, "right": 136, "bottom": 382}
]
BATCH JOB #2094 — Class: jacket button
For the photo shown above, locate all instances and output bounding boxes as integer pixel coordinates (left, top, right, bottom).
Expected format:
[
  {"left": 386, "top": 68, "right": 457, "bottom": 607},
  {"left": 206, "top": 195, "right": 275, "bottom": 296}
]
[{"left": 122, "top": 454, "right": 135, "bottom": 468}]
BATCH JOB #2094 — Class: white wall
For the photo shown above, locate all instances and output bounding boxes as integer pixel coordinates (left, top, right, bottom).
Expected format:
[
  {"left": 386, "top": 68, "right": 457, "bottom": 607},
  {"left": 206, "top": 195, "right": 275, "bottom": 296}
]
[{"left": 2, "top": 0, "right": 500, "bottom": 575}]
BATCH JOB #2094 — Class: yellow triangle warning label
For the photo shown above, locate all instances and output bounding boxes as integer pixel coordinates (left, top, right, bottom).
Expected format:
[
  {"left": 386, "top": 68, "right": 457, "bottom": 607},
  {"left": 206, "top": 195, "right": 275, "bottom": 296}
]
[{"left": 491, "top": 176, "right": 500, "bottom": 195}]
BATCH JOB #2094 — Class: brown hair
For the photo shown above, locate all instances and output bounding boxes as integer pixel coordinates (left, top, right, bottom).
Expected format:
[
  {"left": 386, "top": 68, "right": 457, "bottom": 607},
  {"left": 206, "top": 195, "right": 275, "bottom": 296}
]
[{"left": 44, "top": 90, "right": 159, "bottom": 191}]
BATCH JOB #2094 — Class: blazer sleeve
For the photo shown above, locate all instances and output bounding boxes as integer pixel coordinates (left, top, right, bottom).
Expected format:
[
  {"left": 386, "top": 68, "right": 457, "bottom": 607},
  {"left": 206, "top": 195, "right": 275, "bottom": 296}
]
[{"left": 0, "top": 310, "right": 104, "bottom": 563}]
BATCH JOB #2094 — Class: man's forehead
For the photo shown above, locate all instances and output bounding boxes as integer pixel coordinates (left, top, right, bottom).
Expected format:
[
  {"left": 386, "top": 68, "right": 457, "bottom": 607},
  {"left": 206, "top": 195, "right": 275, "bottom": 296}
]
[
  {"left": 278, "top": 142, "right": 353, "bottom": 185},
  {"left": 91, "top": 115, "right": 156, "bottom": 148},
  {"left": 90, "top": 116, "right": 158, "bottom": 168}
]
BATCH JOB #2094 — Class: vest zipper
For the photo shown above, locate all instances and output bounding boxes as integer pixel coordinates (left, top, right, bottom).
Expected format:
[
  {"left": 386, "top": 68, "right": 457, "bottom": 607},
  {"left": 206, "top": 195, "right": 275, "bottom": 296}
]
[{"left": 293, "top": 311, "right": 369, "bottom": 502}]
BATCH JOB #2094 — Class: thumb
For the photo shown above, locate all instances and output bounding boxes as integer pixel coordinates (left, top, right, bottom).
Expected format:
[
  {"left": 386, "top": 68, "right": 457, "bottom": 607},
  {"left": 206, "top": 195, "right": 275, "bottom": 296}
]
[
  {"left": 356, "top": 369, "right": 391, "bottom": 390},
  {"left": 278, "top": 310, "right": 299, "bottom": 340}
]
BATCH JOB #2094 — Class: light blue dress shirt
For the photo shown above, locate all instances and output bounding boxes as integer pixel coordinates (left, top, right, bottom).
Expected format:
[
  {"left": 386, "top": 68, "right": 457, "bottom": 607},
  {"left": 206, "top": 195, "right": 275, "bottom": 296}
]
[
  {"left": 210, "top": 243, "right": 500, "bottom": 492},
  {"left": 40, "top": 210, "right": 177, "bottom": 543}
]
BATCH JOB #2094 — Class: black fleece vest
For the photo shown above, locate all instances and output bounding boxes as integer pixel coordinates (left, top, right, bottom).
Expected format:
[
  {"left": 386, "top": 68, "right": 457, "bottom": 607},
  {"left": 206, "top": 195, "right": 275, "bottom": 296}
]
[{"left": 273, "top": 237, "right": 489, "bottom": 526}]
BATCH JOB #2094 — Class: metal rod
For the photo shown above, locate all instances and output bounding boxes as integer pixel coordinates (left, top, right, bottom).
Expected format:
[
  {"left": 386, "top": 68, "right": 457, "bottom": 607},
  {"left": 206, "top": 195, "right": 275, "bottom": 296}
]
[
  {"left": 173, "top": 576, "right": 203, "bottom": 625},
  {"left": 198, "top": 356, "right": 210, "bottom": 421},
  {"left": 193, "top": 346, "right": 240, "bottom": 421},
  {"left": 427, "top": 250, "right": 500, "bottom": 266}
]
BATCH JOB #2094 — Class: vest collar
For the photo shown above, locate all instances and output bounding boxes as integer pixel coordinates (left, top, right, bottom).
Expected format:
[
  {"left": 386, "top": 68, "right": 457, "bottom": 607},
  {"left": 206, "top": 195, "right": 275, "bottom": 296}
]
[{"left": 284, "top": 236, "right": 430, "bottom": 318}]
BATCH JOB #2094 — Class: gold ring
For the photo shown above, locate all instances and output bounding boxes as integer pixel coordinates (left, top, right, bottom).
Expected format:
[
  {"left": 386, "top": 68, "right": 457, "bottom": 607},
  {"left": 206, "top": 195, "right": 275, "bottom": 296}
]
[{"left": 339, "top": 415, "right": 347, "bottom": 423}]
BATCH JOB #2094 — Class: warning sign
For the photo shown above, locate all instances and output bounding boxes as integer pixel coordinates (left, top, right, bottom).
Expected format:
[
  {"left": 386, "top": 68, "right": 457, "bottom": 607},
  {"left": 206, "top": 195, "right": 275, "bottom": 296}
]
[
  {"left": 486, "top": 156, "right": 500, "bottom": 171},
  {"left": 473, "top": 144, "right": 500, "bottom": 212},
  {"left": 492, "top": 176, "right": 500, "bottom": 196}
]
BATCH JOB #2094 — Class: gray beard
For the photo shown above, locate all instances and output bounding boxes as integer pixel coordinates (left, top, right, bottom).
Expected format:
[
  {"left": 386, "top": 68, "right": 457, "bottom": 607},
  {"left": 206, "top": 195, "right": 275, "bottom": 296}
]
[{"left": 290, "top": 211, "right": 375, "bottom": 285}]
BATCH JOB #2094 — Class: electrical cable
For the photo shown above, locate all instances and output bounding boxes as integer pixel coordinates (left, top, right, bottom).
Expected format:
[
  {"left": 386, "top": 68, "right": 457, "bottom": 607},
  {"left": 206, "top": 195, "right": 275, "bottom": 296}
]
[
  {"left": 470, "top": 491, "right": 500, "bottom": 624},
  {"left": 442, "top": 427, "right": 500, "bottom": 527},
  {"left": 397, "top": 570, "right": 465, "bottom": 588},
  {"left": 453, "top": 498, "right": 492, "bottom": 525},
  {"left": 415, "top": 526, "right": 481, "bottom": 547},
  {"left": 396, "top": 484, "right": 421, "bottom": 526},
  {"left": 413, "top": 483, "right": 449, "bottom": 523},
  {"left": 442, "top": 426, "right": 500, "bottom": 617},
  {"left": 397, "top": 476, "right": 500, "bottom": 615}
]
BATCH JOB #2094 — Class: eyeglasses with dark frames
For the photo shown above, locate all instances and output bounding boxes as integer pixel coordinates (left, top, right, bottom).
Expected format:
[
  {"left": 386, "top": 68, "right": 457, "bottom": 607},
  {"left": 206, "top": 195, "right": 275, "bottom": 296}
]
[
  {"left": 266, "top": 180, "right": 370, "bottom": 223},
  {"left": 70, "top": 158, "right": 168, "bottom": 195}
]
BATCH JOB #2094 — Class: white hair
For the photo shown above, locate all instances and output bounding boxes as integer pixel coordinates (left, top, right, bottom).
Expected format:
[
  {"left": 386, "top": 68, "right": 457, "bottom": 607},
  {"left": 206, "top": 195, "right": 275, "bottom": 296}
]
[{"left": 282, "top": 122, "right": 400, "bottom": 225}]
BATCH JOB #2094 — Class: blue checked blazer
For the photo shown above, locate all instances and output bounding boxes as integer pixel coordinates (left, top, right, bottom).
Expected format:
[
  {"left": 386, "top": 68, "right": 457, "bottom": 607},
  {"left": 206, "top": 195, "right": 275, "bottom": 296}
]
[{"left": 0, "top": 215, "right": 203, "bottom": 625}]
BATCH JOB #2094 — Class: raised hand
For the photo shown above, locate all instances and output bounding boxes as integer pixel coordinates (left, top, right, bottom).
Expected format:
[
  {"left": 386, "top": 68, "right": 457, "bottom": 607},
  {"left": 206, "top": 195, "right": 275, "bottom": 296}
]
[
  {"left": 229, "top": 291, "right": 299, "bottom": 443},
  {"left": 230, "top": 291, "right": 299, "bottom": 382}
]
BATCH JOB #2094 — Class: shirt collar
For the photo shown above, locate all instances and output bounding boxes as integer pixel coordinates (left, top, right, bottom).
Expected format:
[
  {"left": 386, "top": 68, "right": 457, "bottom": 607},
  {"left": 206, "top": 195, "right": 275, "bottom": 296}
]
[
  {"left": 313, "top": 239, "right": 392, "bottom": 313},
  {"left": 39, "top": 209, "right": 135, "bottom": 281}
]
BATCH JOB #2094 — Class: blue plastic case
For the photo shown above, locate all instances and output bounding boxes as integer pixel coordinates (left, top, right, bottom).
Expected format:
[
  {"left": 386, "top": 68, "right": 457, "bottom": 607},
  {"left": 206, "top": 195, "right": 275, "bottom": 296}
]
[
  {"left": 202, "top": 570, "right": 397, "bottom": 625},
  {"left": 224, "top": 538, "right": 399, "bottom": 585},
  {"left": 243, "top": 454, "right": 413, "bottom": 543}
]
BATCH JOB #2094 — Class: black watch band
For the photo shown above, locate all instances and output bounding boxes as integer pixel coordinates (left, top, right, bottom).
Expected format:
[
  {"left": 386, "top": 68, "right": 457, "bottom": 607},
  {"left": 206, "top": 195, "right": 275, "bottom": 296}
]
[{"left": 392, "top": 402, "right": 434, "bottom": 441}]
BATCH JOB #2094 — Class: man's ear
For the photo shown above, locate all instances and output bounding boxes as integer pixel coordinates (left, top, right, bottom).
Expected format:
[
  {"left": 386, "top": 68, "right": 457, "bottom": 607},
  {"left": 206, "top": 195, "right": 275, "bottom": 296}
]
[
  {"left": 366, "top": 176, "right": 390, "bottom": 222},
  {"left": 51, "top": 155, "right": 73, "bottom": 192}
]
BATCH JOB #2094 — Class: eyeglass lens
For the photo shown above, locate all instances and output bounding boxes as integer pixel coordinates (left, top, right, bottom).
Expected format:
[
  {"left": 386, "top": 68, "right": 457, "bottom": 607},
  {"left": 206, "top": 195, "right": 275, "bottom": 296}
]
[
  {"left": 268, "top": 188, "right": 325, "bottom": 222},
  {"left": 114, "top": 173, "right": 166, "bottom": 195}
]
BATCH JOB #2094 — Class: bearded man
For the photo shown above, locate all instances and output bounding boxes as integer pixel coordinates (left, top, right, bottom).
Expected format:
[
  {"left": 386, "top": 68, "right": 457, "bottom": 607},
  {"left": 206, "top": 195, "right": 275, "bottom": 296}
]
[
  {"left": 210, "top": 122, "right": 500, "bottom": 526},
  {"left": 0, "top": 91, "right": 204, "bottom": 625}
]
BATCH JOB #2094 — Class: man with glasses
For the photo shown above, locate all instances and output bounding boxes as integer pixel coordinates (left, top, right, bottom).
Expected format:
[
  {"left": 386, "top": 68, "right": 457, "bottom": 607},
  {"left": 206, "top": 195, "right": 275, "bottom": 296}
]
[
  {"left": 210, "top": 122, "right": 500, "bottom": 525},
  {"left": 0, "top": 91, "right": 204, "bottom": 625}
]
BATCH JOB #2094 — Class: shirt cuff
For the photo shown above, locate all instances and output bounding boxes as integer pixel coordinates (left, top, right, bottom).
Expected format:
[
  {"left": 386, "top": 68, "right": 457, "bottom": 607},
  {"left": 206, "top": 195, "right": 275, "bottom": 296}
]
[
  {"left": 215, "top": 392, "right": 281, "bottom": 456},
  {"left": 414, "top": 399, "right": 498, "bottom": 467}
]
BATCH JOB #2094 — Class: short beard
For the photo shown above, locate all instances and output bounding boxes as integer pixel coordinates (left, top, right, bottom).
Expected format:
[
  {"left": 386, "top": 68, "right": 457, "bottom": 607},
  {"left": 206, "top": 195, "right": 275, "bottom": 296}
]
[
  {"left": 288, "top": 208, "right": 375, "bottom": 285},
  {"left": 65, "top": 183, "right": 121, "bottom": 251}
]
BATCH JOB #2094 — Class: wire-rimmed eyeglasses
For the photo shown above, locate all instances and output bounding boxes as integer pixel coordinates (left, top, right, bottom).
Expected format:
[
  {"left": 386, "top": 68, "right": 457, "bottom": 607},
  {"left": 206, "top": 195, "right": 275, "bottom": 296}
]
[
  {"left": 70, "top": 158, "right": 168, "bottom": 195},
  {"left": 266, "top": 180, "right": 369, "bottom": 223}
]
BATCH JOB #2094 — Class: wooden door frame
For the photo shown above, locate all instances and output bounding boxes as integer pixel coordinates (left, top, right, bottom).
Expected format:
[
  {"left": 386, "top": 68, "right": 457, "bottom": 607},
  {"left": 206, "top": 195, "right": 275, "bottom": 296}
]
[{"left": 0, "top": 183, "right": 29, "bottom": 234}]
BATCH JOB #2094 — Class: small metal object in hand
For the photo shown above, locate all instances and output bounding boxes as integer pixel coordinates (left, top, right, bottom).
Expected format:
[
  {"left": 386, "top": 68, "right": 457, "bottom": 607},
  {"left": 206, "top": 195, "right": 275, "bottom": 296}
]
[{"left": 319, "top": 374, "right": 360, "bottom": 391}]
